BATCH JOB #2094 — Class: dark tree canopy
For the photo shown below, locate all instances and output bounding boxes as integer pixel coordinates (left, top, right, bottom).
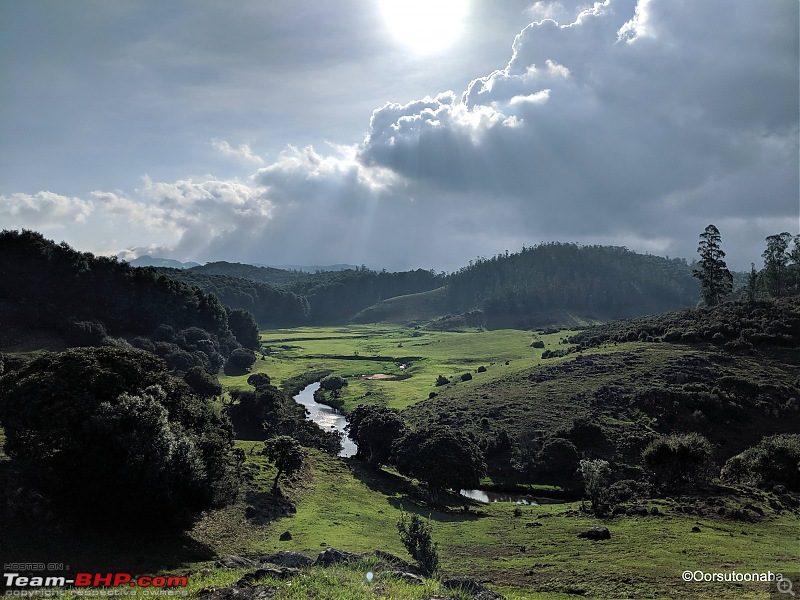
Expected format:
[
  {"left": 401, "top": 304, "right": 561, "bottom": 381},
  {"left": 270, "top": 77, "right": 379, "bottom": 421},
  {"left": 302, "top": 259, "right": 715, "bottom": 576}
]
[
  {"left": 643, "top": 432, "right": 714, "bottom": 492},
  {"left": 227, "top": 308, "right": 260, "bottom": 350},
  {"left": 0, "top": 346, "right": 237, "bottom": 529},
  {"left": 392, "top": 425, "right": 486, "bottom": 502},
  {"left": 692, "top": 224, "right": 733, "bottom": 307},
  {"left": 346, "top": 405, "right": 406, "bottom": 467},
  {"left": 262, "top": 435, "right": 304, "bottom": 490},
  {"left": 762, "top": 232, "right": 795, "bottom": 297}
]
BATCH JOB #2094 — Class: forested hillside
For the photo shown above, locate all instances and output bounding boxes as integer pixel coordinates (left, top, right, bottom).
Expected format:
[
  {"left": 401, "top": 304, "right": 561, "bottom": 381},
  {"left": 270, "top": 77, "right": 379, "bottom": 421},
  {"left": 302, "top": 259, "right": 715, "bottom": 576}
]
[
  {"left": 0, "top": 230, "right": 230, "bottom": 339},
  {"left": 160, "top": 269, "right": 310, "bottom": 327},
  {"left": 445, "top": 243, "right": 700, "bottom": 326}
]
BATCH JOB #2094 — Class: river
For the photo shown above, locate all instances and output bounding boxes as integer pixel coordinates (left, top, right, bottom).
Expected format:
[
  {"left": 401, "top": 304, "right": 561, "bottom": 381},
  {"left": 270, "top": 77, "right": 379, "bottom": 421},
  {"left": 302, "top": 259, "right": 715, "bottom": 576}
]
[
  {"left": 294, "top": 383, "right": 539, "bottom": 503},
  {"left": 293, "top": 382, "right": 357, "bottom": 458}
]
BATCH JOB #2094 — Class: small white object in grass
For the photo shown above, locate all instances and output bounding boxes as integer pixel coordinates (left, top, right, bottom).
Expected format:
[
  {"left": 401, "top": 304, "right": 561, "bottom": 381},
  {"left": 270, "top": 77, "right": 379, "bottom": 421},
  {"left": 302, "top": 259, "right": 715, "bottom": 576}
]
[{"left": 366, "top": 571, "right": 374, "bottom": 582}]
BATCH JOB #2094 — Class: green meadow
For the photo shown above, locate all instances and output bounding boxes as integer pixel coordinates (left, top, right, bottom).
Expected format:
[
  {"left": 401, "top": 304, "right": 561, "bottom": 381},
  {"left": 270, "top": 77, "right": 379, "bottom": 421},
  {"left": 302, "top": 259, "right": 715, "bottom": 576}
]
[{"left": 220, "top": 324, "right": 573, "bottom": 411}]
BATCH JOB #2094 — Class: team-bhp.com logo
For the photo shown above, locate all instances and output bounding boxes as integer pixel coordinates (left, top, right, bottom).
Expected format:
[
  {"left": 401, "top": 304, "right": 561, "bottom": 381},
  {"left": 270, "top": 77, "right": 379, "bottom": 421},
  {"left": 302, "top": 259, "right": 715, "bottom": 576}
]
[{"left": 4, "top": 573, "right": 188, "bottom": 589}]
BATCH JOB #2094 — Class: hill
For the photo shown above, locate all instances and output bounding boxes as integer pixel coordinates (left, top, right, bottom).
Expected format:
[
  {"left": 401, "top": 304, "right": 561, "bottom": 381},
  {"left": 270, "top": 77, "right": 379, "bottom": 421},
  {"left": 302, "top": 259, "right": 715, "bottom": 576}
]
[
  {"left": 403, "top": 297, "right": 800, "bottom": 478},
  {"left": 350, "top": 286, "right": 449, "bottom": 324},
  {"left": 445, "top": 243, "right": 700, "bottom": 327},
  {"left": 128, "top": 255, "right": 201, "bottom": 269}
]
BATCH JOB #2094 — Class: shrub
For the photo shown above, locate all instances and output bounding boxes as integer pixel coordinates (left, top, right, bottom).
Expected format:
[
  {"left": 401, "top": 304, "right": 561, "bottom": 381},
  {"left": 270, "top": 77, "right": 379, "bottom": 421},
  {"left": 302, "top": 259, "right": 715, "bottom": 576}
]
[
  {"left": 0, "top": 347, "right": 237, "bottom": 529},
  {"left": 225, "top": 348, "right": 257, "bottom": 374},
  {"left": 435, "top": 375, "right": 450, "bottom": 386},
  {"left": 397, "top": 511, "right": 439, "bottom": 576},
  {"left": 460, "top": 372, "right": 472, "bottom": 382},
  {"left": 530, "top": 340, "right": 545, "bottom": 348},
  {"left": 319, "top": 374, "right": 347, "bottom": 392},
  {"left": 247, "top": 372, "right": 272, "bottom": 390},
  {"left": 580, "top": 459, "right": 611, "bottom": 512},
  {"left": 539, "top": 437, "right": 580, "bottom": 485},
  {"left": 642, "top": 432, "right": 714, "bottom": 492},
  {"left": 720, "top": 434, "right": 800, "bottom": 491},
  {"left": 65, "top": 320, "right": 108, "bottom": 347}
]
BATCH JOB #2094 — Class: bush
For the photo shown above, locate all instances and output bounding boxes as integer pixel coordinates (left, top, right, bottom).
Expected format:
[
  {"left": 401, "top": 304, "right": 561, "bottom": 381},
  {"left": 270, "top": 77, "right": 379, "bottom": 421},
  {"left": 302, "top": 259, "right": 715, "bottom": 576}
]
[
  {"left": 580, "top": 459, "right": 611, "bottom": 512},
  {"left": 460, "top": 372, "right": 472, "bottom": 382},
  {"left": 720, "top": 434, "right": 800, "bottom": 491},
  {"left": 247, "top": 372, "right": 272, "bottom": 390},
  {"left": 225, "top": 348, "right": 257, "bottom": 374},
  {"left": 642, "top": 432, "right": 714, "bottom": 492},
  {"left": 397, "top": 511, "right": 439, "bottom": 576},
  {"left": 435, "top": 375, "right": 450, "bottom": 386},
  {"left": 65, "top": 320, "right": 108, "bottom": 347},
  {"left": 0, "top": 347, "right": 237, "bottom": 529},
  {"left": 530, "top": 340, "right": 545, "bottom": 348},
  {"left": 319, "top": 374, "right": 347, "bottom": 392},
  {"left": 539, "top": 437, "right": 580, "bottom": 486}
]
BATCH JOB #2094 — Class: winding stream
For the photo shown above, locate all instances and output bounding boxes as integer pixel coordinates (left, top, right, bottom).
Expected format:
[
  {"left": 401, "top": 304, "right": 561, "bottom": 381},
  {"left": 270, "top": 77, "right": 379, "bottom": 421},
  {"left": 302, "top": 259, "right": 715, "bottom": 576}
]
[
  {"left": 293, "top": 382, "right": 357, "bottom": 458},
  {"left": 293, "top": 383, "right": 539, "bottom": 504}
]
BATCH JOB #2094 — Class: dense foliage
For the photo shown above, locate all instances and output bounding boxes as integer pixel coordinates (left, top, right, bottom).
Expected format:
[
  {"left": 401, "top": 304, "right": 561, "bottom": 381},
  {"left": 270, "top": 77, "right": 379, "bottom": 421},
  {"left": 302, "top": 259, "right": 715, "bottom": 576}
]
[
  {"left": 642, "top": 432, "right": 714, "bottom": 492},
  {"left": 446, "top": 243, "right": 700, "bottom": 326},
  {"left": 159, "top": 268, "right": 309, "bottom": 327},
  {"left": 392, "top": 425, "right": 486, "bottom": 502},
  {"left": 0, "top": 346, "right": 237, "bottom": 528},
  {"left": 397, "top": 512, "right": 439, "bottom": 576},
  {"left": 721, "top": 434, "right": 800, "bottom": 491},
  {"left": 0, "top": 230, "right": 231, "bottom": 339},
  {"left": 346, "top": 405, "right": 406, "bottom": 467},
  {"left": 262, "top": 435, "right": 305, "bottom": 490}
]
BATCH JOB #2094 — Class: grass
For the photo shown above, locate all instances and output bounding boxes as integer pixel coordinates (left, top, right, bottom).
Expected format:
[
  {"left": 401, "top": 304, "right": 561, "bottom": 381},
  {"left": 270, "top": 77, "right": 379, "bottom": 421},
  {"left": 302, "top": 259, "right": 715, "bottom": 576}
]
[{"left": 225, "top": 324, "right": 574, "bottom": 413}]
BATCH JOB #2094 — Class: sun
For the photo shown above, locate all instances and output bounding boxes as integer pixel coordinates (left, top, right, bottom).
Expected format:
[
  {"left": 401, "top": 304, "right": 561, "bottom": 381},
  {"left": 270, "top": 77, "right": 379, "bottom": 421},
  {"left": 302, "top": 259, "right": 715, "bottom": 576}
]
[{"left": 378, "top": 0, "right": 468, "bottom": 55}]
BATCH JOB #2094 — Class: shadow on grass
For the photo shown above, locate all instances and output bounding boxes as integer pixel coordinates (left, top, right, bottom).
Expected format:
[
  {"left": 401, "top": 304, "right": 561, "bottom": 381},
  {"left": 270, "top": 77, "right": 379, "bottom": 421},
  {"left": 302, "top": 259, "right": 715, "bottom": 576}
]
[
  {"left": 345, "top": 458, "right": 487, "bottom": 523},
  {"left": 0, "top": 461, "right": 215, "bottom": 574},
  {"left": 242, "top": 489, "right": 296, "bottom": 526}
]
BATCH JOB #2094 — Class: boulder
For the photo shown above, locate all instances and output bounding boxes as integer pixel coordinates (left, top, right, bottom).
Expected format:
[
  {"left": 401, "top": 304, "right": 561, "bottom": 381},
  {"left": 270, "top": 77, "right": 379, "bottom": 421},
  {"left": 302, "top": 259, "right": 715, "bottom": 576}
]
[
  {"left": 260, "top": 551, "right": 313, "bottom": 569},
  {"left": 197, "top": 585, "right": 277, "bottom": 600},
  {"left": 441, "top": 577, "right": 505, "bottom": 599},
  {"left": 278, "top": 531, "right": 292, "bottom": 541},
  {"left": 314, "top": 547, "right": 362, "bottom": 567},
  {"left": 215, "top": 556, "right": 258, "bottom": 570},
  {"left": 577, "top": 527, "right": 611, "bottom": 540},
  {"left": 236, "top": 568, "right": 298, "bottom": 586}
]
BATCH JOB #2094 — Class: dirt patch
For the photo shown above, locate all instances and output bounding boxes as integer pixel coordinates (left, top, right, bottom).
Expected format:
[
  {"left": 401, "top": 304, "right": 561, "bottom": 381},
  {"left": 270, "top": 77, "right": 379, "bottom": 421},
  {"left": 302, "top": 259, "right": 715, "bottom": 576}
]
[{"left": 363, "top": 373, "right": 397, "bottom": 380}]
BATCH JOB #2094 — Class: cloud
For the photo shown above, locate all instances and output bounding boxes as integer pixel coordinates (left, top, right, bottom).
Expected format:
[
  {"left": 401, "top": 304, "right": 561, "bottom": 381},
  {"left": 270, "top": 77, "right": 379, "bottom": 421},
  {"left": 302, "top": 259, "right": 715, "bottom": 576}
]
[
  {"left": 0, "top": 192, "right": 94, "bottom": 228},
  {"left": 4, "top": 0, "right": 796, "bottom": 272},
  {"left": 212, "top": 139, "right": 265, "bottom": 165}
]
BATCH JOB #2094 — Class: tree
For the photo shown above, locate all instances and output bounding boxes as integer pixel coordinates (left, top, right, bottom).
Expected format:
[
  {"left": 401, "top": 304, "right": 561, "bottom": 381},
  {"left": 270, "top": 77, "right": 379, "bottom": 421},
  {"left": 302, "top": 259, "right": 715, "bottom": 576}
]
[
  {"left": 642, "top": 432, "right": 714, "bottom": 492},
  {"left": 346, "top": 405, "right": 406, "bottom": 467},
  {"left": 319, "top": 374, "right": 347, "bottom": 392},
  {"left": 745, "top": 263, "right": 760, "bottom": 303},
  {"left": 227, "top": 308, "right": 260, "bottom": 350},
  {"left": 538, "top": 437, "right": 580, "bottom": 486},
  {"left": 762, "top": 232, "right": 794, "bottom": 297},
  {"left": 0, "top": 346, "right": 237, "bottom": 529},
  {"left": 225, "top": 347, "right": 256, "bottom": 374},
  {"left": 391, "top": 425, "right": 486, "bottom": 503},
  {"left": 511, "top": 429, "right": 540, "bottom": 485},
  {"left": 580, "top": 459, "right": 611, "bottom": 512},
  {"left": 720, "top": 434, "right": 800, "bottom": 491},
  {"left": 247, "top": 372, "right": 272, "bottom": 390},
  {"left": 692, "top": 224, "right": 733, "bottom": 306},
  {"left": 397, "top": 511, "right": 439, "bottom": 575},
  {"left": 184, "top": 365, "right": 222, "bottom": 398},
  {"left": 261, "top": 435, "right": 304, "bottom": 491}
]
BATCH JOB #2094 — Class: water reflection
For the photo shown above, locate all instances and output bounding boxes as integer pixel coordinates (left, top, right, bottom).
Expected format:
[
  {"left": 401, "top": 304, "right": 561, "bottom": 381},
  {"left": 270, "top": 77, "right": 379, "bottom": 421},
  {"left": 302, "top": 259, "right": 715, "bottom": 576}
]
[
  {"left": 293, "top": 382, "right": 357, "bottom": 458},
  {"left": 460, "top": 489, "right": 539, "bottom": 505}
]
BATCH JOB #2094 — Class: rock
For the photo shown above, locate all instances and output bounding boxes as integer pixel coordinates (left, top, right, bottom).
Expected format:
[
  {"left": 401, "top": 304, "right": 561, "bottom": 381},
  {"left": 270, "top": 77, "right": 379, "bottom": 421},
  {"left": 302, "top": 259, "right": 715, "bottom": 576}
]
[
  {"left": 389, "top": 570, "right": 424, "bottom": 584},
  {"left": 525, "top": 522, "right": 542, "bottom": 527},
  {"left": 236, "top": 568, "right": 298, "bottom": 586},
  {"left": 215, "top": 556, "right": 258, "bottom": 570},
  {"left": 691, "top": 526, "right": 701, "bottom": 533},
  {"left": 625, "top": 506, "right": 647, "bottom": 516},
  {"left": 314, "top": 547, "right": 362, "bottom": 567},
  {"left": 197, "top": 585, "right": 277, "bottom": 600},
  {"left": 441, "top": 577, "right": 505, "bottom": 599},
  {"left": 260, "top": 551, "right": 312, "bottom": 569},
  {"left": 278, "top": 531, "right": 292, "bottom": 541},
  {"left": 373, "top": 550, "right": 424, "bottom": 575},
  {"left": 649, "top": 507, "right": 660, "bottom": 516},
  {"left": 577, "top": 527, "right": 611, "bottom": 540}
]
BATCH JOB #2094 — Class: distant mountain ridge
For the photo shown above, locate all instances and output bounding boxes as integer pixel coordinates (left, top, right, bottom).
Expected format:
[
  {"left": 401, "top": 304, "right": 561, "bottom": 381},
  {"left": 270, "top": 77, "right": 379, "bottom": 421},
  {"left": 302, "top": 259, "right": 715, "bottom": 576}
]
[{"left": 129, "top": 255, "right": 200, "bottom": 269}]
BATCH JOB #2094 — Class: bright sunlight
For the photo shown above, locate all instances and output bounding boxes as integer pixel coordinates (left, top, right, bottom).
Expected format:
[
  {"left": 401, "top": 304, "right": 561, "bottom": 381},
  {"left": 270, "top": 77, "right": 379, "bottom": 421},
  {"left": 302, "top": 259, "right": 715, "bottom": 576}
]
[{"left": 378, "top": 0, "right": 468, "bottom": 54}]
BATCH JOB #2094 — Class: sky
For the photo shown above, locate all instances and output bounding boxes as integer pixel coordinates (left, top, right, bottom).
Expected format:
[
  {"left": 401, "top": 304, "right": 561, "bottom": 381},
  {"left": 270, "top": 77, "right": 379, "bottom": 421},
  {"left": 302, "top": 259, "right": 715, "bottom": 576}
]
[{"left": 1, "top": 0, "right": 798, "bottom": 272}]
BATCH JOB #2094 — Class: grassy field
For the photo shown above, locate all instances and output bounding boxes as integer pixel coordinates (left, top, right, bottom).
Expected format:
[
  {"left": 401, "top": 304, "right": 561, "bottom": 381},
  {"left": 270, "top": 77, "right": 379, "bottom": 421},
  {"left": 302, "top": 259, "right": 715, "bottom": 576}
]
[{"left": 219, "top": 324, "right": 574, "bottom": 412}]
